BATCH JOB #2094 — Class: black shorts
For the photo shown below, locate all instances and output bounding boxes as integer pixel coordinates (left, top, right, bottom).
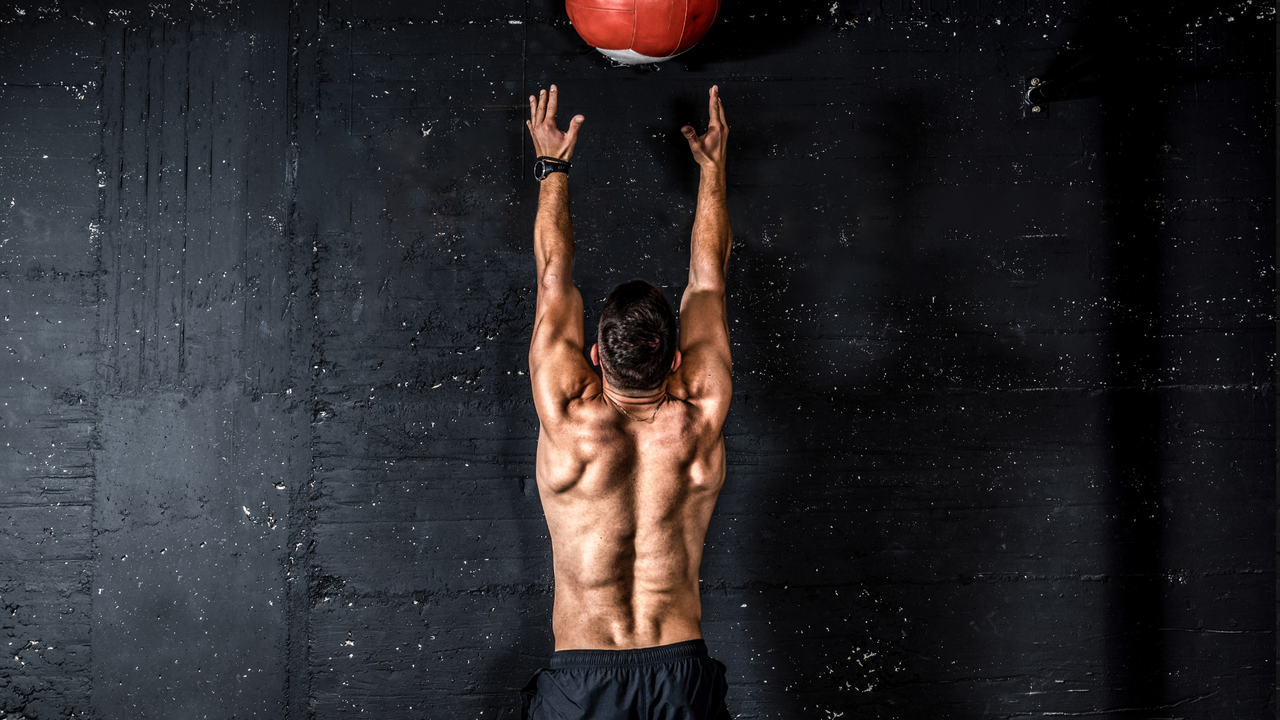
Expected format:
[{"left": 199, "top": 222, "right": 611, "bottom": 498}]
[{"left": 521, "top": 639, "right": 732, "bottom": 719}]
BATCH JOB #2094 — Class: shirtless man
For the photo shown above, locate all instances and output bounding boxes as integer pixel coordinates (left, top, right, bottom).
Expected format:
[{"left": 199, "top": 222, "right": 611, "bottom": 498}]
[{"left": 520, "top": 84, "right": 733, "bottom": 719}]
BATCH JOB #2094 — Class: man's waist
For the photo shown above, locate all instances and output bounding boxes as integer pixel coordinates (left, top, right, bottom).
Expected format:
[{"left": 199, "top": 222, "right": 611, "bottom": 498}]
[{"left": 549, "top": 639, "right": 709, "bottom": 668}]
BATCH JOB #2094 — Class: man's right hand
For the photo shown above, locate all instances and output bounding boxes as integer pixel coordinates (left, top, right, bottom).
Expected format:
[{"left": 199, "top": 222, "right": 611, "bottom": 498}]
[
  {"left": 527, "top": 84, "right": 584, "bottom": 162},
  {"left": 681, "top": 86, "right": 728, "bottom": 170}
]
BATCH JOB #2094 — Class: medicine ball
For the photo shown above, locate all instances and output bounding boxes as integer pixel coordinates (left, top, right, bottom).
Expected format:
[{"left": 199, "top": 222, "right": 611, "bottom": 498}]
[{"left": 566, "top": 0, "right": 721, "bottom": 65}]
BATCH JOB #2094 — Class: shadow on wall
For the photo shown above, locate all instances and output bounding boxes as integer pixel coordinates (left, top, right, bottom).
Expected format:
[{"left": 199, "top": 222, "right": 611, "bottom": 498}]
[
  {"left": 685, "top": 0, "right": 855, "bottom": 67},
  {"left": 1029, "top": 0, "right": 1262, "bottom": 712},
  {"left": 723, "top": 86, "right": 1063, "bottom": 715},
  {"left": 718, "top": 0, "right": 1267, "bottom": 715}
]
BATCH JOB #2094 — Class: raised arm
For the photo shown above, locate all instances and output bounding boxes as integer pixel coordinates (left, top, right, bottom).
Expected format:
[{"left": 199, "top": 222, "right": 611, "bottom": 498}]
[
  {"left": 672, "top": 86, "right": 732, "bottom": 410},
  {"left": 527, "top": 85, "right": 596, "bottom": 419}
]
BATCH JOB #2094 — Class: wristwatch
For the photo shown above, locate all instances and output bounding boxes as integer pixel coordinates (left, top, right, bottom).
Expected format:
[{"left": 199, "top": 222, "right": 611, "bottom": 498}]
[{"left": 534, "top": 156, "right": 571, "bottom": 181}]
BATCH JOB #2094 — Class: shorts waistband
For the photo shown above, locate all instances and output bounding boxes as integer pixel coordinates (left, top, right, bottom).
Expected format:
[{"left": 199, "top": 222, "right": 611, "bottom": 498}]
[{"left": 549, "top": 639, "right": 708, "bottom": 668}]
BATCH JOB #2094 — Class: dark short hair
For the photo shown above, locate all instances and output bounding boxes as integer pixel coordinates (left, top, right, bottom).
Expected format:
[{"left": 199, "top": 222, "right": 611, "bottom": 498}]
[{"left": 597, "top": 280, "right": 678, "bottom": 394}]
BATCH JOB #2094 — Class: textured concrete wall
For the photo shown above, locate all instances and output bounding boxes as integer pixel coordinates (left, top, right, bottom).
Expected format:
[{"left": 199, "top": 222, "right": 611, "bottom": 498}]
[
  {"left": 0, "top": 1, "right": 1273, "bottom": 718},
  {"left": 1, "top": 8, "right": 101, "bottom": 717}
]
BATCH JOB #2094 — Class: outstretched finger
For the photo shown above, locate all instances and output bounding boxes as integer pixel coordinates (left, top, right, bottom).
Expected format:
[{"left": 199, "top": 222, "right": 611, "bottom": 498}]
[
  {"left": 714, "top": 86, "right": 727, "bottom": 128},
  {"left": 529, "top": 94, "right": 538, "bottom": 124},
  {"left": 546, "top": 85, "right": 559, "bottom": 125},
  {"left": 534, "top": 89, "right": 548, "bottom": 125},
  {"left": 706, "top": 86, "right": 720, "bottom": 128}
]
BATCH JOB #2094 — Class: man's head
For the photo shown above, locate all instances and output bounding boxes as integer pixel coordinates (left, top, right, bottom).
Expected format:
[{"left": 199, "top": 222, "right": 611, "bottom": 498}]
[{"left": 592, "top": 280, "right": 680, "bottom": 395}]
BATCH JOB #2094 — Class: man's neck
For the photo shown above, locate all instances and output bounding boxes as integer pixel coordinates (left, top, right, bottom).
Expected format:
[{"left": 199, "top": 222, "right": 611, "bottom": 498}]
[{"left": 600, "top": 381, "right": 666, "bottom": 408}]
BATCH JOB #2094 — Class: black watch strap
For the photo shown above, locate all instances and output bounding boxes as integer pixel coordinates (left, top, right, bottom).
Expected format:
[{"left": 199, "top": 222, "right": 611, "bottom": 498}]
[{"left": 534, "top": 156, "right": 571, "bottom": 181}]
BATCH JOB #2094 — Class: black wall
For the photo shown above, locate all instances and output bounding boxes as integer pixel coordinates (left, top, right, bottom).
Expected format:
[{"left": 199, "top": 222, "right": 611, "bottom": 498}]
[{"left": 0, "top": 1, "right": 1273, "bottom": 718}]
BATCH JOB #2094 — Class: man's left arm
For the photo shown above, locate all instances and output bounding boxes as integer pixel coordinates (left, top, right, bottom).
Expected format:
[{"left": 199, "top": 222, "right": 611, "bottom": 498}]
[{"left": 527, "top": 86, "right": 596, "bottom": 418}]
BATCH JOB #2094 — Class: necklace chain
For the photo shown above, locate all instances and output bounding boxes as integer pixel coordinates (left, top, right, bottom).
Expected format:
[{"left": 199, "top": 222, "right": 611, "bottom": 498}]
[{"left": 608, "top": 393, "right": 665, "bottom": 423}]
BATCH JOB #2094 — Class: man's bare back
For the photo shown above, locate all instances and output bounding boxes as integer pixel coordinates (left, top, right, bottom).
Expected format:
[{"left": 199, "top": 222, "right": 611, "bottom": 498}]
[
  {"left": 526, "top": 84, "right": 733, "bottom": 653},
  {"left": 535, "top": 373, "right": 728, "bottom": 649}
]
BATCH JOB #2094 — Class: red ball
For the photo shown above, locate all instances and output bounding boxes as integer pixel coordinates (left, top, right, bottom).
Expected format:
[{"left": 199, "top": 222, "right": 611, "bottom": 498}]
[{"left": 566, "top": 0, "right": 721, "bottom": 65}]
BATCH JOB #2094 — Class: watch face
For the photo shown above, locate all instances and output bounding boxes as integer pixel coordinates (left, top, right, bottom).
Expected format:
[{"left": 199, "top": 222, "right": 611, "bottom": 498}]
[{"left": 534, "top": 159, "right": 566, "bottom": 181}]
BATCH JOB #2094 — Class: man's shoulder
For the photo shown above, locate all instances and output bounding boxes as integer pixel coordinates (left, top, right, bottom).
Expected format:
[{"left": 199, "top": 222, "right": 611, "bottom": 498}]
[
  {"left": 537, "top": 391, "right": 615, "bottom": 434},
  {"left": 532, "top": 369, "right": 603, "bottom": 420},
  {"left": 664, "top": 374, "right": 732, "bottom": 425},
  {"left": 543, "top": 395, "right": 712, "bottom": 443}
]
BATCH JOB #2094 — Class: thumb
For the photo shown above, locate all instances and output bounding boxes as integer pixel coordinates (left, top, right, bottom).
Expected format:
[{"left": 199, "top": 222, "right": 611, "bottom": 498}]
[
  {"left": 681, "top": 126, "right": 699, "bottom": 147},
  {"left": 566, "top": 115, "right": 585, "bottom": 141}
]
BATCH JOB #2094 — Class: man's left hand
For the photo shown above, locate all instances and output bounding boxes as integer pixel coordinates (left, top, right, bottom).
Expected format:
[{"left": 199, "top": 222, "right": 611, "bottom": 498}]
[{"left": 527, "top": 84, "right": 584, "bottom": 162}]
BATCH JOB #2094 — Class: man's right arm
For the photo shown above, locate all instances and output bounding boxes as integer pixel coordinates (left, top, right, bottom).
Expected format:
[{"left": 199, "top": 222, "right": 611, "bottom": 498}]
[{"left": 673, "top": 86, "right": 732, "bottom": 411}]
